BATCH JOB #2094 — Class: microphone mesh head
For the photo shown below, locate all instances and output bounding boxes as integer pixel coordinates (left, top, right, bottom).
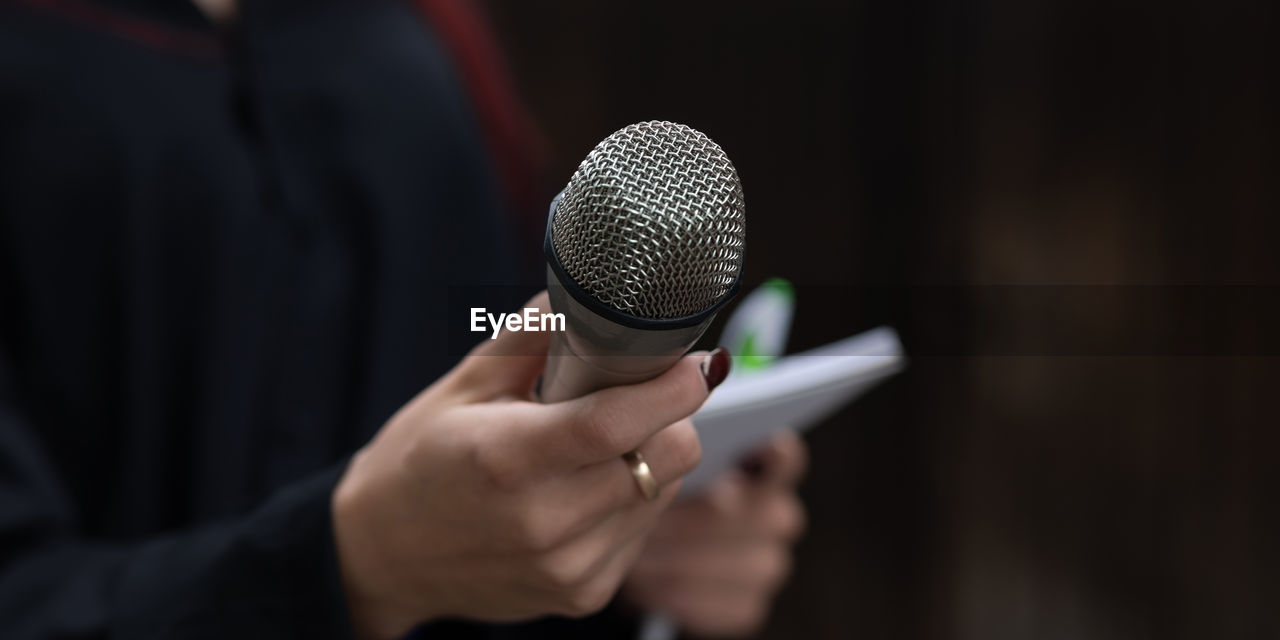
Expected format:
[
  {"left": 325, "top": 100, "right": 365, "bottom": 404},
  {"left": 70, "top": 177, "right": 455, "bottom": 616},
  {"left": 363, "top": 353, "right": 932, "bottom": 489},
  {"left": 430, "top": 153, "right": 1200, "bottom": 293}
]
[{"left": 552, "top": 121, "right": 747, "bottom": 320}]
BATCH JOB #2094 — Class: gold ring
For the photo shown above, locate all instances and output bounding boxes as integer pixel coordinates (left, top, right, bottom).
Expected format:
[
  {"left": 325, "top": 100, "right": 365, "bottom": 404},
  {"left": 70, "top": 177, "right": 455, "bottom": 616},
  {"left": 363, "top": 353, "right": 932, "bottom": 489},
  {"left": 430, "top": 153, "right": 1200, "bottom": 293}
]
[{"left": 622, "top": 451, "right": 659, "bottom": 502}]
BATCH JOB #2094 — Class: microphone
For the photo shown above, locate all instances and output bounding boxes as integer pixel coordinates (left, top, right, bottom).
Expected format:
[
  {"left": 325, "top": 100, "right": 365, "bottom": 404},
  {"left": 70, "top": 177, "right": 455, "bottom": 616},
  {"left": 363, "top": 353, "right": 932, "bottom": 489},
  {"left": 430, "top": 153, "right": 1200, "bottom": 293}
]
[{"left": 538, "top": 121, "right": 747, "bottom": 403}]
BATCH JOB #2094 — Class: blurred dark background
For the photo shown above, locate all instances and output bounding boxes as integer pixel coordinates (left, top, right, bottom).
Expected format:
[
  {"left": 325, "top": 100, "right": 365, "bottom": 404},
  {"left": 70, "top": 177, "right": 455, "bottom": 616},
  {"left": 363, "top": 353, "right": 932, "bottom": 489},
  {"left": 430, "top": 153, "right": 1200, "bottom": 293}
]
[{"left": 485, "top": 1, "right": 1277, "bottom": 638}]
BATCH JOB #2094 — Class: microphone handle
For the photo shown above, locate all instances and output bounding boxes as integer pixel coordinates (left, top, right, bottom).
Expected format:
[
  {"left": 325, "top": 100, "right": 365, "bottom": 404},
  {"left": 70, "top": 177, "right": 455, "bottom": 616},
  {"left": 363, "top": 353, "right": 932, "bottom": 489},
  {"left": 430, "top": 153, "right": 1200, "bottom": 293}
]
[
  {"left": 543, "top": 324, "right": 685, "bottom": 640},
  {"left": 537, "top": 269, "right": 714, "bottom": 640},
  {"left": 537, "top": 266, "right": 711, "bottom": 403},
  {"left": 538, "top": 329, "right": 677, "bottom": 402}
]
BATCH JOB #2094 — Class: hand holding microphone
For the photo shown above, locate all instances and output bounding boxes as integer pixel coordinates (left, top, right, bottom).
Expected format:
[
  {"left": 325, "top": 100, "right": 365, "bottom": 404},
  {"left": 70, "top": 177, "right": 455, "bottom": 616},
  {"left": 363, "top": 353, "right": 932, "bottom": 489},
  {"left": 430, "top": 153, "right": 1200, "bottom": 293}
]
[
  {"left": 332, "top": 292, "right": 727, "bottom": 639},
  {"left": 333, "top": 121, "right": 749, "bottom": 639},
  {"left": 537, "top": 122, "right": 808, "bottom": 638}
]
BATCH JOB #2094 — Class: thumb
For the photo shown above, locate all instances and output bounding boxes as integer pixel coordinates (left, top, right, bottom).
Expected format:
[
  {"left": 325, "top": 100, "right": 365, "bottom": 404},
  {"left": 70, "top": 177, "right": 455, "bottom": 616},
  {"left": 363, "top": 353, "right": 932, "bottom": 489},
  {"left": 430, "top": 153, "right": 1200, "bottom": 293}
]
[{"left": 452, "top": 291, "right": 555, "bottom": 401}]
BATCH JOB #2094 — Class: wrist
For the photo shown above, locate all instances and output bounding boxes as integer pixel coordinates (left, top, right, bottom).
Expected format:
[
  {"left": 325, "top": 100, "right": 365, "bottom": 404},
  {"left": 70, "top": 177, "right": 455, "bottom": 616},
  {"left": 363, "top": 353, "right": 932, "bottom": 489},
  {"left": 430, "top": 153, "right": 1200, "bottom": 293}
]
[{"left": 332, "top": 452, "right": 431, "bottom": 640}]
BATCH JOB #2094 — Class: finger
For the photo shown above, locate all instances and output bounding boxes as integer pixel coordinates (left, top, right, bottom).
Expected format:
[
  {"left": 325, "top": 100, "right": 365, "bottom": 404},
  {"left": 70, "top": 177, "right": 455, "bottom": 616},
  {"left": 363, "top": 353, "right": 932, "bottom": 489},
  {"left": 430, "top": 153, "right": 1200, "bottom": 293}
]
[
  {"left": 630, "top": 538, "right": 791, "bottom": 593},
  {"left": 647, "top": 483, "right": 805, "bottom": 544},
  {"left": 561, "top": 529, "right": 652, "bottom": 618},
  {"left": 450, "top": 291, "right": 554, "bottom": 401},
  {"left": 527, "top": 441, "right": 687, "bottom": 558},
  {"left": 626, "top": 581, "right": 771, "bottom": 638},
  {"left": 529, "top": 349, "right": 724, "bottom": 468},
  {"left": 675, "top": 590, "right": 772, "bottom": 638},
  {"left": 568, "top": 483, "right": 678, "bottom": 586},
  {"left": 566, "top": 419, "right": 702, "bottom": 517},
  {"left": 538, "top": 479, "right": 678, "bottom": 616},
  {"left": 740, "top": 430, "right": 808, "bottom": 488}
]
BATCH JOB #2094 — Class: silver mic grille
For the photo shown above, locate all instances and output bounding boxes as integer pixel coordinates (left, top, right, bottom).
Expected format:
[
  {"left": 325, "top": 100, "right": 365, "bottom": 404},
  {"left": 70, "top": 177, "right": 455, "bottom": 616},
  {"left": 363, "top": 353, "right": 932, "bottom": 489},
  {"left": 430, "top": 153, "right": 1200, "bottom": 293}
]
[{"left": 551, "top": 121, "right": 747, "bottom": 320}]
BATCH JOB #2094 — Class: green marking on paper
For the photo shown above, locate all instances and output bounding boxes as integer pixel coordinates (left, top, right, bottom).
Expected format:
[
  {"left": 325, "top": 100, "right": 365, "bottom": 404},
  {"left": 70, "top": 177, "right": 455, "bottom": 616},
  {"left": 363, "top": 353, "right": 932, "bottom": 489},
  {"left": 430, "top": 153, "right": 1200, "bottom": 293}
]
[
  {"left": 762, "top": 277, "right": 795, "bottom": 302},
  {"left": 736, "top": 332, "right": 775, "bottom": 370}
]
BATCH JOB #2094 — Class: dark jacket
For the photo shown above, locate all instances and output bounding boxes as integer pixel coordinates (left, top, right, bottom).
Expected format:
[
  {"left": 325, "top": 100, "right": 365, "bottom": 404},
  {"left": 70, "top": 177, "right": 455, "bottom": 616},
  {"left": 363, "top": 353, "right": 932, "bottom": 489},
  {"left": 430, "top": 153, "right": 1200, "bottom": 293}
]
[{"left": 0, "top": 1, "right": 625, "bottom": 637}]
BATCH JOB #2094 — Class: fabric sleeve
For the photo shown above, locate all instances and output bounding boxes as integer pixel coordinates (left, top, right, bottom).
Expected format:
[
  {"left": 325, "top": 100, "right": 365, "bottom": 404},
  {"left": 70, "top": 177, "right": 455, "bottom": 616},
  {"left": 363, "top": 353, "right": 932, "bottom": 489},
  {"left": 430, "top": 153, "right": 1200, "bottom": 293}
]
[{"left": 0, "top": 356, "right": 357, "bottom": 639}]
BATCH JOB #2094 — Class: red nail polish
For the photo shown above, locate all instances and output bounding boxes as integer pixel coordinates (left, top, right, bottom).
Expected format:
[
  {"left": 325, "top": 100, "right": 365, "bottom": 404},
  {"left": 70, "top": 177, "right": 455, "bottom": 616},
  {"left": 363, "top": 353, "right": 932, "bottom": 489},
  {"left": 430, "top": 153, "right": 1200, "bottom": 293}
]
[{"left": 701, "top": 347, "right": 731, "bottom": 391}]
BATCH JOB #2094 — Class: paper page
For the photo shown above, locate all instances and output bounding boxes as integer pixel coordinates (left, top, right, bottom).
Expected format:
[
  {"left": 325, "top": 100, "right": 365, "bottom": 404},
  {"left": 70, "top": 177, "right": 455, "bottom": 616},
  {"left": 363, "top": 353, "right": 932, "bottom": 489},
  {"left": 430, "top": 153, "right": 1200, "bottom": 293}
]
[{"left": 682, "top": 327, "right": 904, "bottom": 494}]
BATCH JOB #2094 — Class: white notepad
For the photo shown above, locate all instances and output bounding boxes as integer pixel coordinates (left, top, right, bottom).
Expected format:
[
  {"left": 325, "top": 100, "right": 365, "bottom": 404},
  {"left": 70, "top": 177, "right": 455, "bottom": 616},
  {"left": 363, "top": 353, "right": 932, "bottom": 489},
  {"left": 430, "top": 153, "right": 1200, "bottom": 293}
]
[{"left": 682, "top": 326, "right": 905, "bottom": 493}]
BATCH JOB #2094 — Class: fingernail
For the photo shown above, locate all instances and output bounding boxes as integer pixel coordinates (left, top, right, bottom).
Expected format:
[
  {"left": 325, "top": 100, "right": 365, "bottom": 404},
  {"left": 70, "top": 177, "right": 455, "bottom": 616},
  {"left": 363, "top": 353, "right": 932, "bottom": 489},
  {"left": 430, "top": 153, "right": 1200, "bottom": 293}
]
[{"left": 701, "top": 347, "right": 731, "bottom": 391}]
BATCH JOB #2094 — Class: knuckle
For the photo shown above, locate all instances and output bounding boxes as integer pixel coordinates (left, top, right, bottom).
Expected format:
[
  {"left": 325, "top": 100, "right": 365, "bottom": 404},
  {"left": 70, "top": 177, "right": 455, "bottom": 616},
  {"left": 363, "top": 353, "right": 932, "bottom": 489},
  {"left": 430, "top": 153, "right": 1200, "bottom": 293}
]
[
  {"left": 667, "top": 421, "right": 703, "bottom": 478},
  {"left": 401, "top": 429, "right": 435, "bottom": 470},
  {"left": 474, "top": 442, "right": 525, "bottom": 491},
  {"left": 770, "top": 493, "right": 807, "bottom": 541},
  {"left": 532, "top": 551, "right": 585, "bottom": 590},
  {"left": 514, "top": 511, "right": 566, "bottom": 553},
  {"left": 445, "top": 356, "right": 489, "bottom": 398},
  {"left": 575, "top": 399, "right": 628, "bottom": 457},
  {"left": 679, "top": 358, "right": 712, "bottom": 406},
  {"left": 558, "top": 580, "right": 616, "bottom": 618}
]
